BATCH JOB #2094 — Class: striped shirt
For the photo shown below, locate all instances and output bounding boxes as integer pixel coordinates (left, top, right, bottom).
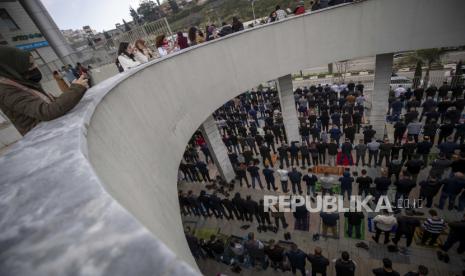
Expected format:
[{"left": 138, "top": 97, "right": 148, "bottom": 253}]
[{"left": 423, "top": 218, "right": 446, "bottom": 234}]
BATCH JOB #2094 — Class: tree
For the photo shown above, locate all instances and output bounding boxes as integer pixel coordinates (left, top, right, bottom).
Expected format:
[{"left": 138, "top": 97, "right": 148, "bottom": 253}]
[
  {"left": 130, "top": 6, "right": 141, "bottom": 25},
  {"left": 169, "top": 0, "right": 179, "bottom": 13},
  {"left": 415, "top": 48, "right": 445, "bottom": 88},
  {"left": 413, "top": 60, "right": 422, "bottom": 89},
  {"left": 137, "top": 0, "right": 161, "bottom": 22},
  {"left": 122, "top": 19, "right": 131, "bottom": 32},
  {"left": 103, "top": 30, "right": 111, "bottom": 39}
]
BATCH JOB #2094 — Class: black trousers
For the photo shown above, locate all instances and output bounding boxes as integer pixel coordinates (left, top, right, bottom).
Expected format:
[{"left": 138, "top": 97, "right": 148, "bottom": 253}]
[
  {"left": 374, "top": 226, "right": 391, "bottom": 244},
  {"left": 392, "top": 230, "right": 414, "bottom": 247}
]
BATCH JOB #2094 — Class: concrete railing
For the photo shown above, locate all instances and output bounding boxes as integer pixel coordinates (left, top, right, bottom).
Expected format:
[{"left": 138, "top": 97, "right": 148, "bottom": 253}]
[{"left": 1, "top": 0, "right": 464, "bottom": 275}]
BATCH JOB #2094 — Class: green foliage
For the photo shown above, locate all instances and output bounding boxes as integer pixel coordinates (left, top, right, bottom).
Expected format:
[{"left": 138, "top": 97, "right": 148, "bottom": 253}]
[
  {"left": 137, "top": 0, "right": 162, "bottom": 22},
  {"left": 169, "top": 0, "right": 180, "bottom": 14},
  {"left": 130, "top": 6, "right": 141, "bottom": 25},
  {"left": 167, "top": 0, "right": 301, "bottom": 32},
  {"left": 416, "top": 48, "right": 445, "bottom": 66}
]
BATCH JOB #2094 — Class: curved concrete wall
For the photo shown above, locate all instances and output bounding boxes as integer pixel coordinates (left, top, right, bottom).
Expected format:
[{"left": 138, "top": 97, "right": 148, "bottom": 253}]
[
  {"left": 88, "top": 0, "right": 465, "bottom": 267},
  {"left": 1, "top": 0, "right": 464, "bottom": 275}
]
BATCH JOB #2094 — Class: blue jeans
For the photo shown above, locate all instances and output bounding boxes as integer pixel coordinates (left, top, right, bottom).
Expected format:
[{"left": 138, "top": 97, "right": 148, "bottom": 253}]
[
  {"left": 251, "top": 175, "right": 263, "bottom": 189},
  {"left": 307, "top": 185, "right": 315, "bottom": 196},
  {"left": 281, "top": 180, "right": 288, "bottom": 193},
  {"left": 341, "top": 187, "right": 352, "bottom": 200}
]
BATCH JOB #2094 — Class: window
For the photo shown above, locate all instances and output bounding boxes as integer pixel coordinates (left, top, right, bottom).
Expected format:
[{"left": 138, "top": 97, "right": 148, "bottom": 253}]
[{"left": 0, "top": 9, "right": 20, "bottom": 31}]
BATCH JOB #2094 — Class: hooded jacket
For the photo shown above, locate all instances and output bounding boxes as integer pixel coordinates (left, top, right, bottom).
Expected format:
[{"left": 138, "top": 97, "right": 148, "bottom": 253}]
[{"left": 0, "top": 46, "right": 86, "bottom": 135}]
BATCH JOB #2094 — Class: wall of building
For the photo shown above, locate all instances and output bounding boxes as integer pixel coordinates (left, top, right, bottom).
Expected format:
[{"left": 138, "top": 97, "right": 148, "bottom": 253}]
[{"left": 0, "top": 1, "right": 59, "bottom": 62}]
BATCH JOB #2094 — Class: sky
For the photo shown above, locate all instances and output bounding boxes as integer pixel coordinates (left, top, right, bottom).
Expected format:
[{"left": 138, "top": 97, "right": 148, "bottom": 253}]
[{"left": 42, "top": 0, "right": 147, "bottom": 32}]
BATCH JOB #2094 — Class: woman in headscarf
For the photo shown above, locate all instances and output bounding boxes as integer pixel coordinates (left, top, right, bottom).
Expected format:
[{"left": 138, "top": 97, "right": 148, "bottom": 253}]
[
  {"left": 177, "top": 31, "right": 189, "bottom": 50},
  {"left": 155, "top": 34, "right": 176, "bottom": 57},
  {"left": 188, "top": 27, "right": 205, "bottom": 46},
  {"left": 0, "top": 46, "right": 88, "bottom": 135},
  {"left": 231, "top": 17, "right": 244, "bottom": 33}
]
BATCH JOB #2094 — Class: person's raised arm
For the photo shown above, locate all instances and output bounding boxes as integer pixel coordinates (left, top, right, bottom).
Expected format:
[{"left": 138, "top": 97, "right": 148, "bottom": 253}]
[{"left": 2, "top": 75, "right": 87, "bottom": 122}]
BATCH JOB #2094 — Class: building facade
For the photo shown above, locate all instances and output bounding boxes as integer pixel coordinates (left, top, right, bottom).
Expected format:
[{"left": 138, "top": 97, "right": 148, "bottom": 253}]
[{"left": 0, "top": 0, "right": 64, "bottom": 78}]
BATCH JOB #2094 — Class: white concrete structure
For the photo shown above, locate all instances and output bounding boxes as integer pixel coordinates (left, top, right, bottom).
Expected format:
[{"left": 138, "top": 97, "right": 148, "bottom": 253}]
[
  {"left": 277, "top": 74, "right": 301, "bottom": 144},
  {"left": 19, "top": 0, "right": 76, "bottom": 65},
  {"left": 1, "top": 0, "right": 465, "bottom": 275},
  {"left": 370, "top": 53, "right": 394, "bottom": 139},
  {"left": 200, "top": 116, "right": 235, "bottom": 182}
]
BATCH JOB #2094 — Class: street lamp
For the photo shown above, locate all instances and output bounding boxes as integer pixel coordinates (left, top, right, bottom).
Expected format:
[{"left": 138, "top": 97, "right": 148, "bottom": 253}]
[{"left": 249, "top": 0, "right": 257, "bottom": 23}]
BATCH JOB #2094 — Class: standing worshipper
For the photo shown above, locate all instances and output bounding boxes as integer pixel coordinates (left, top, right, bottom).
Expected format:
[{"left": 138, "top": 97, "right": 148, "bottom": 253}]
[{"left": 285, "top": 243, "right": 307, "bottom": 276}]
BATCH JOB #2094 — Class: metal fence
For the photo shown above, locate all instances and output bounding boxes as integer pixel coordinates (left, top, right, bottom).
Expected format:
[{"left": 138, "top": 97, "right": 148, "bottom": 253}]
[
  {"left": 39, "top": 18, "right": 172, "bottom": 82},
  {"left": 109, "top": 18, "right": 173, "bottom": 51}
]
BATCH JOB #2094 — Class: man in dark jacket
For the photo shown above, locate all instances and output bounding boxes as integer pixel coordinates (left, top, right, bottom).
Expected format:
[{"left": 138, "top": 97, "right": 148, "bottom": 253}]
[
  {"left": 196, "top": 160, "right": 212, "bottom": 182},
  {"left": 307, "top": 247, "right": 330, "bottom": 276},
  {"left": 232, "top": 192, "right": 245, "bottom": 220},
  {"left": 393, "top": 120, "right": 407, "bottom": 144},
  {"left": 391, "top": 215, "right": 420, "bottom": 250},
  {"left": 198, "top": 190, "right": 213, "bottom": 217},
  {"left": 363, "top": 125, "right": 376, "bottom": 144},
  {"left": 290, "top": 142, "right": 300, "bottom": 167},
  {"left": 244, "top": 195, "right": 260, "bottom": 222},
  {"left": 378, "top": 138, "right": 393, "bottom": 167},
  {"left": 335, "top": 251, "right": 356, "bottom": 276},
  {"left": 356, "top": 169, "right": 372, "bottom": 197},
  {"left": 247, "top": 160, "right": 263, "bottom": 189},
  {"left": 405, "top": 154, "right": 424, "bottom": 181},
  {"left": 320, "top": 211, "right": 340, "bottom": 237},
  {"left": 372, "top": 258, "right": 400, "bottom": 276},
  {"left": 303, "top": 167, "right": 318, "bottom": 197},
  {"left": 374, "top": 170, "right": 391, "bottom": 200},
  {"left": 262, "top": 164, "right": 277, "bottom": 191},
  {"left": 419, "top": 176, "right": 441, "bottom": 208},
  {"left": 441, "top": 213, "right": 465, "bottom": 254},
  {"left": 340, "top": 138, "right": 354, "bottom": 166},
  {"left": 277, "top": 143, "right": 290, "bottom": 167},
  {"left": 265, "top": 239, "right": 285, "bottom": 271},
  {"left": 438, "top": 172, "right": 465, "bottom": 210},
  {"left": 221, "top": 195, "right": 237, "bottom": 220},
  {"left": 416, "top": 136, "right": 433, "bottom": 166},
  {"left": 210, "top": 192, "right": 227, "bottom": 218},
  {"left": 394, "top": 174, "right": 416, "bottom": 204},
  {"left": 259, "top": 144, "right": 273, "bottom": 167},
  {"left": 344, "top": 211, "right": 364, "bottom": 239},
  {"left": 300, "top": 143, "right": 311, "bottom": 167},
  {"left": 286, "top": 243, "right": 307, "bottom": 276},
  {"left": 424, "top": 119, "right": 440, "bottom": 144},
  {"left": 339, "top": 170, "right": 354, "bottom": 200},
  {"left": 327, "top": 139, "right": 339, "bottom": 166},
  {"left": 288, "top": 167, "right": 303, "bottom": 194}
]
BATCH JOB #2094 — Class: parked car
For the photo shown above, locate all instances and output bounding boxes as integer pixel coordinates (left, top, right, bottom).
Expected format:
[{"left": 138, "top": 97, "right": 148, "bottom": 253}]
[{"left": 390, "top": 76, "right": 413, "bottom": 90}]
